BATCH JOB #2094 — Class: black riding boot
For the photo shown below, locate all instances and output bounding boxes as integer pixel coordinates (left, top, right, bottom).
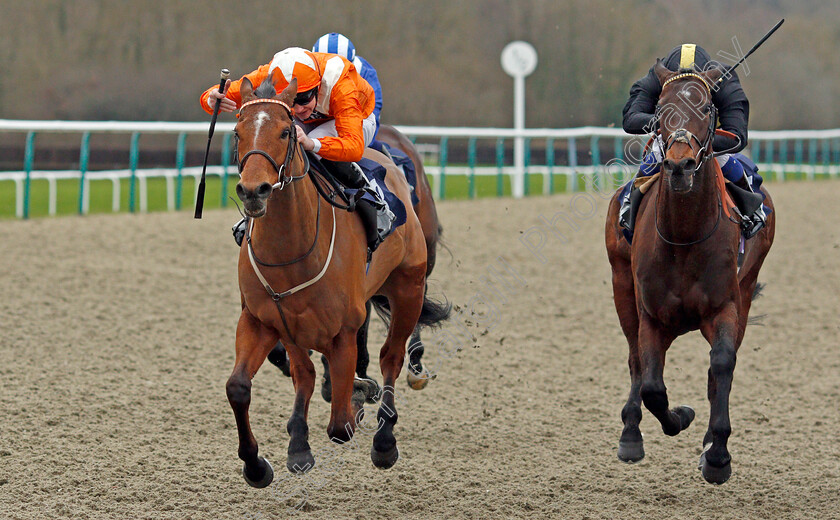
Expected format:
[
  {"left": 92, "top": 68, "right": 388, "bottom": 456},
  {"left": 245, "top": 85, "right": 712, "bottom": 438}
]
[{"left": 320, "top": 159, "right": 395, "bottom": 252}]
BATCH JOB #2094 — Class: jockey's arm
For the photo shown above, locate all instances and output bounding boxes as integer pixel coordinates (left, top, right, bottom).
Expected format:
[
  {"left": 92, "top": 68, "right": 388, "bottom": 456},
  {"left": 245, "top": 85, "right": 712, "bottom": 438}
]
[
  {"left": 713, "top": 100, "right": 749, "bottom": 154},
  {"left": 622, "top": 71, "right": 661, "bottom": 135},
  {"left": 198, "top": 64, "right": 271, "bottom": 114},
  {"left": 311, "top": 87, "right": 367, "bottom": 163}
]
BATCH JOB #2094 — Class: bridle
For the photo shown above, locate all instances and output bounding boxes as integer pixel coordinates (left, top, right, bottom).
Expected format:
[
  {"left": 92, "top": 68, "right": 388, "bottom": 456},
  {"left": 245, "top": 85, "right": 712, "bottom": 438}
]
[
  {"left": 657, "top": 73, "right": 717, "bottom": 173},
  {"left": 234, "top": 97, "right": 337, "bottom": 344},
  {"left": 653, "top": 72, "right": 721, "bottom": 246},
  {"left": 236, "top": 98, "right": 309, "bottom": 191}
]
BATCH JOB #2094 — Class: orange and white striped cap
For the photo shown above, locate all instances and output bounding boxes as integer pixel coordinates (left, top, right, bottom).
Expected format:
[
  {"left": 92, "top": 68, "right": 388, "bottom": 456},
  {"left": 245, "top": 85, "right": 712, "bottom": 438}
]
[{"left": 268, "top": 47, "right": 321, "bottom": 93}]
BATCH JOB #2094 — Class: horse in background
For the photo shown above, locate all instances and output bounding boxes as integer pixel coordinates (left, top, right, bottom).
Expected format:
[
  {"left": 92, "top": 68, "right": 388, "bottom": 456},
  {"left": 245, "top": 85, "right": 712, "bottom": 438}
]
[
  {"left": 605, "top": 61, "right": 775, "bottom": 484},
  {"left": 227, "top": 74, "right": 448, "bottom": 487}
]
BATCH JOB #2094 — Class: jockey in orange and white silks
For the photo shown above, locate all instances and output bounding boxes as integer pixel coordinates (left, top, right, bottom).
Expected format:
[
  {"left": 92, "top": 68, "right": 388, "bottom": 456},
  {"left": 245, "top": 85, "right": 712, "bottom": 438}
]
[
  {"left": 202, "top": 47, "right": 394, "bottom": 251},
  {"left": 200, "top": 47, "right": 377, "bottom": 163}
]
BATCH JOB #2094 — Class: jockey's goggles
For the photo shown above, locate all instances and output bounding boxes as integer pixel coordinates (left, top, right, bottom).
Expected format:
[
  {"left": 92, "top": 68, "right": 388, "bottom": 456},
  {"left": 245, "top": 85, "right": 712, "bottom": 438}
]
[{"left": 293, "top": 88, "right": 318, "bottom": 106}]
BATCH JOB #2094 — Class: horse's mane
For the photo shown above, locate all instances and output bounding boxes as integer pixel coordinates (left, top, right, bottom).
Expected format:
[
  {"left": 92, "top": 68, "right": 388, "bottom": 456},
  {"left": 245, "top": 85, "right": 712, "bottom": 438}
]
[{"left": 253, "top": 80, "right": 277, "bottom": 100}]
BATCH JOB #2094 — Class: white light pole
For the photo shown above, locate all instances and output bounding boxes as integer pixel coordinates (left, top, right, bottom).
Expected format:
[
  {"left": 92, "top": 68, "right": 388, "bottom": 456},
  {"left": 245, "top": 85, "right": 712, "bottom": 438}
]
[{"left": 500, "top": 41, "right": 538, "bottom": 198}]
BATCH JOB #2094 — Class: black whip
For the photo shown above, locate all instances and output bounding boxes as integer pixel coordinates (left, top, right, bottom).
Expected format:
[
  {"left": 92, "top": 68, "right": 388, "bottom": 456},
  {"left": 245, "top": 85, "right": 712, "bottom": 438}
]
[{"left": 194, "top": 68, "right": 230, "bottom": 219}]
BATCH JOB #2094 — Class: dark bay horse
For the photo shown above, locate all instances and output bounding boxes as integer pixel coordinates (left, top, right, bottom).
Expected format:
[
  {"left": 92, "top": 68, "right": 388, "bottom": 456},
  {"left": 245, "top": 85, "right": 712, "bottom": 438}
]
[
  {"left": 605, "top": 61, "right": 775, "bottom": 484},
  {"left": 228, "top": 74, "right": 446, "bottom": 486}
]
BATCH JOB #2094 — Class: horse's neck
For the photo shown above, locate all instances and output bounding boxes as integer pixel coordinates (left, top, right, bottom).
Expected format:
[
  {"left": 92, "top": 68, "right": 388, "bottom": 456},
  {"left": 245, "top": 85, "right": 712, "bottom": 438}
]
[
  {"left": 656, "top": 161, "right": 719, "bottom": 242},
  {"left": 250, "top": 178, "right": 322, "bottom": 265}
]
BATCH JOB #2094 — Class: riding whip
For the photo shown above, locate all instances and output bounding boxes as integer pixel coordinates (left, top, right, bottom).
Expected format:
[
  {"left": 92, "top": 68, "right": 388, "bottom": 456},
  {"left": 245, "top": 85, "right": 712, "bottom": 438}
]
[
  {"left": 716, "top": 19, "right": 784, "bottom": 83},
  {"left": 194, "top": 68, "right": 230, "bottom": 219}
]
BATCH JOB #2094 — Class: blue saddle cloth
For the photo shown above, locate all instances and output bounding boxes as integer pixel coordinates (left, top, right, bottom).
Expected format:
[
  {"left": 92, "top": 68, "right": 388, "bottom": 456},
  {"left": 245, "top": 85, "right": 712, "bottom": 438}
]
[
  {"left": 369, "top": 140, "right": 420, "bottom": 206},
  {"left": 349, "top": 157, "right": 407, "bottom": 230}
]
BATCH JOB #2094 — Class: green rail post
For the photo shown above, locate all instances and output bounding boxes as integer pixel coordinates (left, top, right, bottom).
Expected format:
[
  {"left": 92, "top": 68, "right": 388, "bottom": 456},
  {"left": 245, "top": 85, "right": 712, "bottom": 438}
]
[
  {"left": 764, "top": 139, "right": 774, "bottom": 181},
  {"left": 794, "top": 139, "right": 803, "bottom": 179},
  {"left": 22, "top": 131, "right": 36, "bottom": 219},
  {"left": 496, "top": 138, "right": 504, "bottom": 197},
  {"left": 546, "top": 138, "right": 555, "bottom": 194},
  {"left": 779, "top": 139, "right": 788, "bottom": 181},
  {"left": 77, "top": 132, "right": 90, "bottom": 215},
  {"left": 523, "top": 138, "right": 531, "bottom": 196},
  {"left": 808, "top": 138, "right": 817, "bottom": 180},
  {"left": 822, "top": 138, "right": 830, "bottom": 178},
  {"left": 614, "top": 137, "right": 625, "bottom": 185},
  {"left": 590, "top": 135, "right": 601, "bottom": 192},
  {"left": 129, "top": 132, "right": 140, "bottom": 213},
  {"left": 221, "top": 132, "right": 233, "bottom": 207},
  {"left": 438, "top": 136, "right": 447, "bottom": 200},
  {"left": 751, "top": 139, "right": 761, "bottom": 164},
  {"left": 467, "top": 137, "right": 476, "bottom": 199},
  {"left": 834, "top": 138, "right": 840, "bottom": 177},
  {"left": 568, "top": 137, "right": 578, "bottom": 192},
  {"left": 175, "top": 132, "right": 187, "bottom": 210}
]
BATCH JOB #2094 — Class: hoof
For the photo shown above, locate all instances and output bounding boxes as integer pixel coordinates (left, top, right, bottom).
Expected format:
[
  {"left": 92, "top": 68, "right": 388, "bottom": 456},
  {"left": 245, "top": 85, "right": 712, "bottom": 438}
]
[
  {"left": 675, "top": 406, "right": 696, "bottom": 431},
  {"left": 354, "top": 377, "right": 381, "bottom": 404},
  {"left": 242, "top": 457, "right": 274, "bottom": 488},
  {"left": 406, "top": 367, "right": 435, "bottom": 390},
  {"left": 371, "top": 444, "right": 400, "bottom": 469},
  {"left": 617, "top": 440, "right": 645, "bottom": 463},
  {"left": 699, "top": 446, "right": 732, "bottom": 484},
  {"left": 287, "top": 450, "right": 315, "bottom": 474}
]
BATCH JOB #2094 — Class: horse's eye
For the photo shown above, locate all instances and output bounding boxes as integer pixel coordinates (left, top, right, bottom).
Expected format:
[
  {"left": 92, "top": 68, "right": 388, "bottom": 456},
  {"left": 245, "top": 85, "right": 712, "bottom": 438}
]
[{"left": 281, "top": 129, "right": 290, "bottom": 139}]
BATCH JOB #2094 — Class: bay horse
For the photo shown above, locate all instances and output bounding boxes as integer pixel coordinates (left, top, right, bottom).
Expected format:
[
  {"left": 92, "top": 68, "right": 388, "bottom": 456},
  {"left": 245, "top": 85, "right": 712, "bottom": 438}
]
[
  {"left": 269, "top": 123, "right": 445, "bottom": 399},
  {"left": 227, "top": 73, "right": 447, "bottom": 486},
  {"left": 605, "top": 61, "right": 775, "bottom": 484}
]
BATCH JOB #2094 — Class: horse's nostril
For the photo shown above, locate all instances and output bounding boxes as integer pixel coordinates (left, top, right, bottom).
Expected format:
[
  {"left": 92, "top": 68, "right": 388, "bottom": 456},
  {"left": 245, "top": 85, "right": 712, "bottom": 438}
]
[
  {"left": 256, "top": 182, "right": 272, "bottom": 198},
  {"left": 235, "top": 183, "right": 247, "bottom": 201}
]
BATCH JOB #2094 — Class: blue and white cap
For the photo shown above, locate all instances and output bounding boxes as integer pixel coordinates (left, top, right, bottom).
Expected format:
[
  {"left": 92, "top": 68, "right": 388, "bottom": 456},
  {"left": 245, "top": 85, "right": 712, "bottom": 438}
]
[{"left": 312, "top": 32, "right": 356, "bottom": 62}]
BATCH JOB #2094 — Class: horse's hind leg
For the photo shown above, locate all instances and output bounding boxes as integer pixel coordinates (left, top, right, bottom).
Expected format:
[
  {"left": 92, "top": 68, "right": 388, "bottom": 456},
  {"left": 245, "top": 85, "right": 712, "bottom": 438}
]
[
  {"left": 284, "top": 343, "right": 317, "bottom": 474},
  {"left": 638, "top": 313, "right": 696, "bottom": 437},
  {"left": 406, "top": 283, "right": 437, "bottom": 390},
  {"left": 371, "top": 271, "right": 425, "bottom": 469},
  {"left": 226, "top": 309, "right": 280, "bottom": 487},
  {"left": 698, "top": 306, "right": 739, "bottom": 484}
]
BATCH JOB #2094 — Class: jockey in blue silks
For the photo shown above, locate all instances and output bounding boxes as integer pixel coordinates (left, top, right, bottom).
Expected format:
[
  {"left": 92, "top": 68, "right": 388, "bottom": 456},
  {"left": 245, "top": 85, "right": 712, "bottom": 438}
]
[
  {"left": 313, "top": 32, "right": 383, "bottom": 136},
  {"left": 619, "top": 43, "right": 767, "bottom": 239}
]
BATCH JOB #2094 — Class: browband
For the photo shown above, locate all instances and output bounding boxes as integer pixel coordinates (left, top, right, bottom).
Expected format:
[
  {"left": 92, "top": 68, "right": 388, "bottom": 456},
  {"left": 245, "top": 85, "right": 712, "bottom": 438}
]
[{"left": 662, "top": 72, "right": 712, "bottom": 94}]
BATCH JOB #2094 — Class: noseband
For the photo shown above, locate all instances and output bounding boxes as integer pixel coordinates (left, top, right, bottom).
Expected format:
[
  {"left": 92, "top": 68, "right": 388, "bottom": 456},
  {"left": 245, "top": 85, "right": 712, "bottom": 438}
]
[{"left": 236, "top": 98, "right": 308, "bottom": 191}]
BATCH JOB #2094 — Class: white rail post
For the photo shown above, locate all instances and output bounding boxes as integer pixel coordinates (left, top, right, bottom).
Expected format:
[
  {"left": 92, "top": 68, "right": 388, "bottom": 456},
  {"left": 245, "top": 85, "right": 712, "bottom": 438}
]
[{"left": 501, "top": 42, "right": 538, "bottom": 199}]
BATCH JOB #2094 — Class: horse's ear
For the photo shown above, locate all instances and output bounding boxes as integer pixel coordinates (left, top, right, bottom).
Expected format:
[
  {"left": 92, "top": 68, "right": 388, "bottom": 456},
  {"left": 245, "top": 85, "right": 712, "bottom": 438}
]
[
  {"left": 278, "top": 77, "right": 297, "bottom": 106},
  {"left": 702, "top": 64, "right": 724, "bottom": 86},
  {"left": 654, "top": 59, "right": 672, "bottom": 87},
  {"left": 241, "top": 77, "right": 255, "bottom": 103}
]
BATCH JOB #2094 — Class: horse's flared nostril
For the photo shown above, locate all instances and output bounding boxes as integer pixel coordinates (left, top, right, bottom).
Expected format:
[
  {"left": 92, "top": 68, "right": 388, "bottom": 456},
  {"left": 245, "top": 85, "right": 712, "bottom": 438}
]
[
  {"left": 256, "top": 182, "right": 273, "bottom": 199},
  {"left": 235, "top": 183, "right": 247, "bottom": 202}
]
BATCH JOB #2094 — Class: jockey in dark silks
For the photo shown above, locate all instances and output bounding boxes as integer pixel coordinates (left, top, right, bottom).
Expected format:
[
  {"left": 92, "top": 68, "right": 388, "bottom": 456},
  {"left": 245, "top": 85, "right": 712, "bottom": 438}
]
[{"left": 619, "top": 43, "right": 767, "bottom": 239}]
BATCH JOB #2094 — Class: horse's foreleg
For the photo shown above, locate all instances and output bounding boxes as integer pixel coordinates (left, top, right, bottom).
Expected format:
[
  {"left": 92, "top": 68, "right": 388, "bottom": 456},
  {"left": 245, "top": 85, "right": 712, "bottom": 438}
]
[
  {"left": 699, "top": 306, "right": 739, "bottom": 484},
  {"left": 638, "top": 314, "right": 695, "bottom": 437},
  {"left": 372, "top": 278, "right": 424, "bottom": 469},
  {"left": 284, "top": 343, "right": 316, "bottom": 474},
  {"left": 227, "top": 309, "right": 280, "bottom": 487},
  {"left": 325, "top": 328, "right": 359, "bottom": 444},
  {"left": 611, "top": 266, "right": 644, "bottom": 463}
]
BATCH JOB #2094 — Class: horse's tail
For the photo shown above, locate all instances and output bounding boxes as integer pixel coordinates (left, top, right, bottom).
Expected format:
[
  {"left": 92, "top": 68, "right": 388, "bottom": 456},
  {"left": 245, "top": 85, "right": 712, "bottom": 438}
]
[
  {"left": 748, "top": 282, "right": 767, "bottom": 325},
  {"left": 752, "top": 282, "right": 765, "bottom": 300},
  {"left": 370, "top": 291, "right": 452, "bottom": 330}
]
